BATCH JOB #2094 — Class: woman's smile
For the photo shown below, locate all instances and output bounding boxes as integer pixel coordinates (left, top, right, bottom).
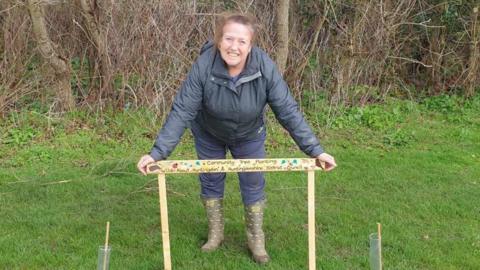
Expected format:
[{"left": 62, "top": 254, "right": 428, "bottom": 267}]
[{"left": 218, "top": 22, "right": 253, "bottom": 76}]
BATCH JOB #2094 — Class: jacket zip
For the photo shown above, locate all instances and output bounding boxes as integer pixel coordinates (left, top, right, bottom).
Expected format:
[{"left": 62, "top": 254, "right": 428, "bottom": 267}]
[{"left": 211, "top": 71, "right": 262, "bottom": 95}]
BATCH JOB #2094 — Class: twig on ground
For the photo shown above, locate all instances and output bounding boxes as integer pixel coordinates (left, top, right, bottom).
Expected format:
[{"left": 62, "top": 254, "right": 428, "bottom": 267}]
[{"left": 40, "top": 180, "right": 73, "bottom": 186}]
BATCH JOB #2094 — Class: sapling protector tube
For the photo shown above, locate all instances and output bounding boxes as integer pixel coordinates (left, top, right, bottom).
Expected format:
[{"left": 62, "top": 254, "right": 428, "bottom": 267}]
[
  {"left": 97, "top": 221, "right": 111, "bottom": 270},
  {"left": 97, "top": 245, "right": 111, "bottom": 270},
  {"left": 369, "top": 223, "right": 382, "bottom": 270}
]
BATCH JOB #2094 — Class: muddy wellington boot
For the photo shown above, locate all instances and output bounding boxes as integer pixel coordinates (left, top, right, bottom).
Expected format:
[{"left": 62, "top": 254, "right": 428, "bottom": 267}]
[
  {"left": 201, "top": 198, "right": 224, "bottom": 252},
  {"left": 245, "top": 200, "right": 270, "bottom": 264}
]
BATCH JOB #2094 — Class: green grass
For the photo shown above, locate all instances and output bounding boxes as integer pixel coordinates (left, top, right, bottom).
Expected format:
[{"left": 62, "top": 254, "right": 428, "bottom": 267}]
[{"left": 1, "top": 96, "right": 479, "bottom": 269}]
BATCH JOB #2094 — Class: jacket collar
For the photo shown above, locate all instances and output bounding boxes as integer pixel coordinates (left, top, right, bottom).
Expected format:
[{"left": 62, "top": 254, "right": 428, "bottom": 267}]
[{"left": 211, "top": 48, "right": 260, "bottom": 79}]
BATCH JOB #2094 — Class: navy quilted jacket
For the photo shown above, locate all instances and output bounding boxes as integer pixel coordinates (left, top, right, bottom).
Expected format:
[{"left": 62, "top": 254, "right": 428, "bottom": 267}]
[{"left": 150, "top": 41, "right": 324, "bottom": 160}]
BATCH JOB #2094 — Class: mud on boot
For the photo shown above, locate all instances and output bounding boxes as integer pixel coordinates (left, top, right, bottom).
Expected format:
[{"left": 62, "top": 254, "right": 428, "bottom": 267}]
[
  {"left": 245, "top": 200, "right": 270, "bottom": 264},
  {"left": 201, "top": 198, "right": 224, "bottom": 252}
]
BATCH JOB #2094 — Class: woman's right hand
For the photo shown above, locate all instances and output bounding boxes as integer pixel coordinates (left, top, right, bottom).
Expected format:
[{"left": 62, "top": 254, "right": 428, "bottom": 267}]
[{"left": 137, "top": 154, "right": 155, "bottom": 175}]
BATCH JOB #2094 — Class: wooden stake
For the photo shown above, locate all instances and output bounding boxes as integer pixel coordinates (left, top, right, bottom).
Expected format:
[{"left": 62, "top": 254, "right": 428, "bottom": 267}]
[
  {"left": 377, "top": 223, "right": 382, "bottom": 270},
  {"left": 103, "top": 221, "right": 110, "bottom": 270},
  {"left": 158, "top": 173, "right": 171, "bottom": 270},
  {"left": 308, "top": 170, "right": 316, "bottom": 270}
]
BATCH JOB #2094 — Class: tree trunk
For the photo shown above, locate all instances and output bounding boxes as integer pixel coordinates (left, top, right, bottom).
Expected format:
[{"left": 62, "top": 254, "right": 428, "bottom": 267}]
[
  {"left": 275, "top": 0, "right": 289, "bottom": 75},
  {"left": 293, "top": 3, "right": 328, "bottom": 81},
  {"left": 79, "top": 0, "right": 113, "bottom": 105},
  {"left": 466, "top": 6, "right": 479, "bottom": 97},
  {"left": 27, "top": 0, "right": 74, "bottom": 111},
  {"left": 428, "top": 3, "right": 447, "bottom": 94},
  {"left": 0, "top": 1, "right": 5, "bottom": 55}
]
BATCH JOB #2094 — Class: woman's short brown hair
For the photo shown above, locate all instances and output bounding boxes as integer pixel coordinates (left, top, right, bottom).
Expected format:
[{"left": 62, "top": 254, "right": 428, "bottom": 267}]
[{"left": 214, "top": 13, "right": 257, "bottom": 48}]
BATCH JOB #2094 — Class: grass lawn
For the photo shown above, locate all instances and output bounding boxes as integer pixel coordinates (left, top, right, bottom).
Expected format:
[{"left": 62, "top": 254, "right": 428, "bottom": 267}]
[{"left": 1, "top": 97, "right": 479, "bottom": 269}]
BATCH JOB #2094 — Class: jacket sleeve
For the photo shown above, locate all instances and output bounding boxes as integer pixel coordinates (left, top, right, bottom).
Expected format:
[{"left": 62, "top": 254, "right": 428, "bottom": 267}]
[
  {"left": 265, "top": 58, "right": 324, "bottom": 157},
  {"left": 149, "top": 60, "right": 204, "bottom": 161}
]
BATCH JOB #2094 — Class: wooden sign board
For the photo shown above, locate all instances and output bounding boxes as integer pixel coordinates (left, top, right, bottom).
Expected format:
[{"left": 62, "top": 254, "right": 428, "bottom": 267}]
[
  {"left": 146, "top": 158, "right": 321, "bottom": 270},
  {"left": 147, "top": 158, "right": 322, "bottom": 174}
]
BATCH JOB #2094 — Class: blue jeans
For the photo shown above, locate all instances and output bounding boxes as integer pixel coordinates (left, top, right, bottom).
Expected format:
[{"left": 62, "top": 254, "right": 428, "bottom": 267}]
[{"left": 192, "top": 125, "right": 266, "bottom": 205}]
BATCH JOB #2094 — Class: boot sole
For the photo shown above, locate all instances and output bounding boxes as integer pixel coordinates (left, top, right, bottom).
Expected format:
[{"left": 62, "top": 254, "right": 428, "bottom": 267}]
[{"left": 200, "top": 240, "right": 224, "bottom": 252}]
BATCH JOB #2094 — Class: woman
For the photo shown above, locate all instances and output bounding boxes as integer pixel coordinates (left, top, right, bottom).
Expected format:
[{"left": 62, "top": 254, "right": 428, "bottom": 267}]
[{"left": 137, "top": 13, "right": 336, "bottom": 264}]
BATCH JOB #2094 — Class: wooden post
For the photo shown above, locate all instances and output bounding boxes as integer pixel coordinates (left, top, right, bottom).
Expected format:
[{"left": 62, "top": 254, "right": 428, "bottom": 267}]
[
  {"left": 157, "top": 173, "right": 171, "bottom": 270},
  {"left": 308, "top": 170, "right": 316, "bottom": 270}
]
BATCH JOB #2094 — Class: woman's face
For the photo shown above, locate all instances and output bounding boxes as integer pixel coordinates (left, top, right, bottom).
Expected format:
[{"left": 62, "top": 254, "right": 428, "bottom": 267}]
[{"left": 218, "top": 22, "right": 253, "bottom": 73}]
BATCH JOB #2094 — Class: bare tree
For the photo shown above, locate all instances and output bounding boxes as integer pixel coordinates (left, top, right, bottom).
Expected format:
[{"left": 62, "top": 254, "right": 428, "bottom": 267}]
[
  {"left": 27, "top": 0, "right": 74, "bottom": 111},
  {"left": 466, "top": 6, "right": 479, "bottom": 97},
  {"left": 2, "top": 0, "right": 480, "bottom": 115},
  {"left": 79, "top": 0, "right": 113, "bottom": 105},
  {"left": 0, "top": 3, "right": 4, "bottom": 55},
  {"left": 275, "top": 0, "right": 289, "bottom": 74}
]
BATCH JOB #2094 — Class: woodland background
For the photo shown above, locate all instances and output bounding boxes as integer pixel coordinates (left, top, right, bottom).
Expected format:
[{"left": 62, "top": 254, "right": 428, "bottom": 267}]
[
  {"left": 1, "top": 0, "right": 479, "bottom": 115},
  {"left": 1, "top": 1, "right": 480, "bottom": 269}
]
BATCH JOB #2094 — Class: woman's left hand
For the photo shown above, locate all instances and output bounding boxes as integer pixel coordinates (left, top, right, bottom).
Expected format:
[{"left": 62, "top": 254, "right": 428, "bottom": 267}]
[{"left": 315, "top": 153, "right": 337, "bottom": 171}]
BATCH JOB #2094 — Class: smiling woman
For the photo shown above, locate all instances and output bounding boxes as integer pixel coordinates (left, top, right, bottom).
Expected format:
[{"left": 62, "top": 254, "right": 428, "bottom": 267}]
[
  {"left": 136, "top": 12, "right": 336, "bottom": 265},
  {"left": 215, "top": 15, "right": 256, "bottom": 76}
]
